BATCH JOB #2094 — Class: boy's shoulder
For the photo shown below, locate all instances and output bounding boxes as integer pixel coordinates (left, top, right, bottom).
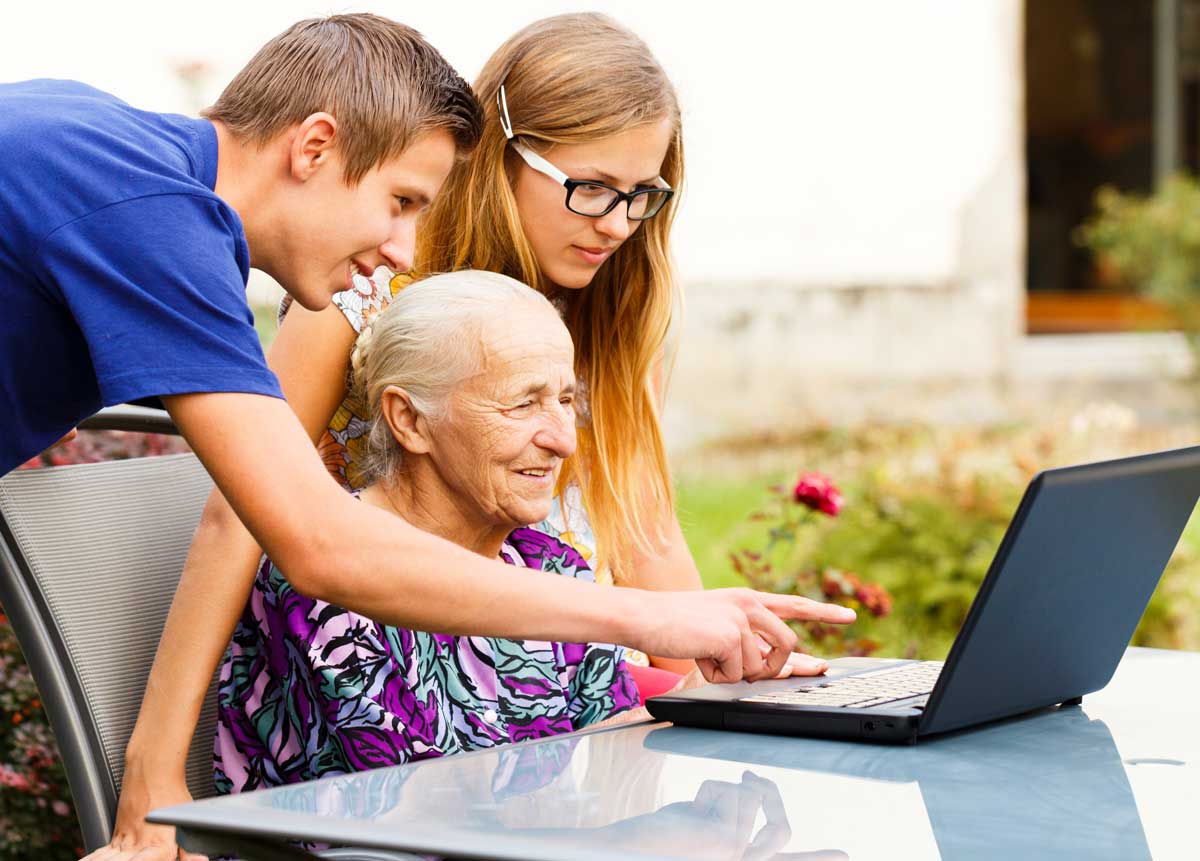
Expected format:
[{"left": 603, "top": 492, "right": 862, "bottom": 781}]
[{"left": 0, "top": 79, "right": 221, "bottom": 245}]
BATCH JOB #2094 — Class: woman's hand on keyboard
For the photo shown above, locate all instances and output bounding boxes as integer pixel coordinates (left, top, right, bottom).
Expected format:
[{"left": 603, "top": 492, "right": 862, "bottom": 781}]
[{"left": 775, "top": 651, "right": 829, "bottom": 678}]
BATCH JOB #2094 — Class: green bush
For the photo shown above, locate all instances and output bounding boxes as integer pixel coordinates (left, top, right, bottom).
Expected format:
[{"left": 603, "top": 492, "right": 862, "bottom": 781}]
[
  {"left": 727, "top": 472, "right": 894, "bottom": 657},
  {"left": 1077, "top": 174, "right": 1200, "bottom": 360},
  {"left": 682, "top": 421, "right": 1200, "bottom": 660},
  {"left": 798, "top": 468, "right": 1019, "bottom": 660},
  {"left": 1077, "top": 175, "right": 1200, "bottom": 311}
]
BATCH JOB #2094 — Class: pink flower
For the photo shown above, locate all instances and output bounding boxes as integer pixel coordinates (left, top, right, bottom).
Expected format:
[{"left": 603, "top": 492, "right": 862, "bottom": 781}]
[
  {"left": 51, "top": 800, "right": 71, "bottom": 817},
  {"left": 854, "top": 581, "right": 893, "bottom": 617},
  {"left": 793, "top": 472, "right": 844, "bottom": 516},
  {"left": 0, "top": 764, "right": 31, "bottom": 791}
]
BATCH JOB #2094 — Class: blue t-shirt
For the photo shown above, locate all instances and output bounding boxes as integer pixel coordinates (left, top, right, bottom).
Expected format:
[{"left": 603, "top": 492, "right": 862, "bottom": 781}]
[{"left": 0, "top": 79, "right": 283, "bottom": 473}]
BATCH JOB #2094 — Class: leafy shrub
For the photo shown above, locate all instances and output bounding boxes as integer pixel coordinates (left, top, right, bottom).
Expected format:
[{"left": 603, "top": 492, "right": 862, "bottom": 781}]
[
  {"left": 1077, "top": 175, "right": 1200, "bottom": 362},
  {"left": 709, "top": 416, "right": 1200, "bottom": 661},
  {"left": 0, "top": 613, "right": 82, "bottom": 860},
  {"left": 792, "top": 468, "right": 1019, "bottom": 660},
  {"left": 730, "top": 472, "right": 895, "bottom": 657},
  {"left": 1076, "top": 175, "right": 1200, "bottom": 311}
]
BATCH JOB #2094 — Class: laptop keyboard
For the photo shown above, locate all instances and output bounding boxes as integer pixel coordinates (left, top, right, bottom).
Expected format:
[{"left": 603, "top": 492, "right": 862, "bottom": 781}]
[{"left": 740, "top": 661, "right": 944, "bottom": 709}]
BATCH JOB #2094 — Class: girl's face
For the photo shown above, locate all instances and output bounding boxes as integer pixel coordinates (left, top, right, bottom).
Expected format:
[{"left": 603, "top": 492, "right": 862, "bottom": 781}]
[{"left": 512, "top": 118, "right": 673, "bottom": 290}]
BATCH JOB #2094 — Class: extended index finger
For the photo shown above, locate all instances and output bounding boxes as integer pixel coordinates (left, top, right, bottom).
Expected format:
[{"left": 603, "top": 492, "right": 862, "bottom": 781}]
[{"left": 755, "top": 592, "right": 857, "bottom": 625}]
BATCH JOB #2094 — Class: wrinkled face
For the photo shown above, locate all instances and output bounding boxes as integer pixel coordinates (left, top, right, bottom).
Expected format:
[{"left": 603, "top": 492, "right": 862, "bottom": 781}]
[
  {"left": 512, "top": 118, "right": 673, "bottom": 290},
  {"left": 427, "top": 302, "right": 577, "bottom": 529},
  {"left": 281, "top": 129, "right": 458, "bottom": 311}
]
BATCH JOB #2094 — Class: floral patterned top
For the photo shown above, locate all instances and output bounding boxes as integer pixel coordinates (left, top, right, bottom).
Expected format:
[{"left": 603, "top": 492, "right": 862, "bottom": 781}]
[
  {"left": 280, "top": 268, "right": 608, "bottom": 583},
  {"left": 214, "top": 527, "right": 638, "bottom": 794}
]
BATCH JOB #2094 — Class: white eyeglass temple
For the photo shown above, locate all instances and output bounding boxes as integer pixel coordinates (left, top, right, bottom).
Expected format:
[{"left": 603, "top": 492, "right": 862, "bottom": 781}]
[
  {"left": 500, "top": 89, "right": 670, "bottom": 195},
  {"left": 499, "top": 85, "right": 568, "bottom": 187},
  {"left": 512, "top": 141, "right": 569, "bottom": 186}
]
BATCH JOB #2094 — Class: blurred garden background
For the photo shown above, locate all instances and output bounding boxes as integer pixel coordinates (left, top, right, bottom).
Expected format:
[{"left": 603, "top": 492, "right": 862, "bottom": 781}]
[{"left": 7, "top": 0, "right": 1200, "bottom": 857}]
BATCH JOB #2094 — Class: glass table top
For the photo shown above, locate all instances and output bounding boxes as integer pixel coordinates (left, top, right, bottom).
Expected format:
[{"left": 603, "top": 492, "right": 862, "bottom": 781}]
[{"left": 152, "top": 647, "right": 1200, "bottom": 860}]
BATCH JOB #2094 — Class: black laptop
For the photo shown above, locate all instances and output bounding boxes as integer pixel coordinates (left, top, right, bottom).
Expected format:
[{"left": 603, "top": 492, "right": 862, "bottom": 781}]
[{"left": 647, "top": 445, "right": 1200, "bottom": 743}]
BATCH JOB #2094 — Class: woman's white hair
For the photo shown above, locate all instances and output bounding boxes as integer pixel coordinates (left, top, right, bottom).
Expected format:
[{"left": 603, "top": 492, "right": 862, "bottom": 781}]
[{"left": 349, "top": 269, "right": 560, "bottom": 482}]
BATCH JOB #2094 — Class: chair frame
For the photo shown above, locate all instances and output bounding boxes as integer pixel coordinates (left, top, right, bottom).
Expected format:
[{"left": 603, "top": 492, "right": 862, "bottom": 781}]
[
  {"left": 3, "top": 406, "right": 424, "bottom": 860},
  {"left": 0, "top": 405, "right": 181, "bottom": 849}
]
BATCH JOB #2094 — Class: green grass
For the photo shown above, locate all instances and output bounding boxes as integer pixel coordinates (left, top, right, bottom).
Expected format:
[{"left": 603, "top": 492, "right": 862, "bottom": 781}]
[
  {"left": 676, "top": 474, "right": 777, "bottom": 589},
  {"left": 675, "top": 441, "right": 1200, "bottom": 655},
  {"left": 253, "top": 303, "right": 279, "bottom": 351}
]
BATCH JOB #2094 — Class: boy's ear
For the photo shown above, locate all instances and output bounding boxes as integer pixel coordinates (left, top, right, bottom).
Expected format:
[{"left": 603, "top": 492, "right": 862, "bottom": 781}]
[
  {"left": 380, "top": 385, "right": 434, "bottom": 455},
  {"left": 288, "top": 112, "right": 338, "bottom": 182}
]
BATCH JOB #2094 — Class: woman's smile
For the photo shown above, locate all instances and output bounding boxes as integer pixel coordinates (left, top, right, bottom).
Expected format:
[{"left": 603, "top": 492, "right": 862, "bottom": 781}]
[{"left": 513, "top": 464, "right": 557, "bottom": 487}]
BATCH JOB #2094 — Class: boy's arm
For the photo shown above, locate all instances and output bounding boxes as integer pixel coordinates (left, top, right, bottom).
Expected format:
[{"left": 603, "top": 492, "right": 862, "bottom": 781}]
[
  {"left": 164, "top": 390, "right": 850, "bottom": 661},
  {"left": 93, "top": 388, "right": 850, "bottom": 861},
  {"left": 118, "top": 302, "right": 361, "bottom": 783},
  {"left": 97, "top": 302, "right": 367, "bottom": 861}
]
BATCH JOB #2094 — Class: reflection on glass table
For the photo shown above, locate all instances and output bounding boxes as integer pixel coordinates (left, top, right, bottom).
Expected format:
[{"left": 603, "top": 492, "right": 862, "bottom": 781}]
[
  {"left": 151, "top": 648, "right": 1199, "bottom": 861},
  {"left": 645, "top": 707, "right": 1148, "bottom": 860}
]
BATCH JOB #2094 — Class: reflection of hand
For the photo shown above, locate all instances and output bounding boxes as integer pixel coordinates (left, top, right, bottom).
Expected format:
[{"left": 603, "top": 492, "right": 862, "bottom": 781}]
[
  {"left": 609, "top": 770, "right": 847, "bottom": 861},
  {"left": 693, "top": 771, "right": 790, "bottom": 860}
]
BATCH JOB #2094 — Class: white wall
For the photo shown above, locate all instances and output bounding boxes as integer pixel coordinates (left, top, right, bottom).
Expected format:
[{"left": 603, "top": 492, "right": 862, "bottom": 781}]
[
  {"left": 2, "top": 0, "right": 1019, "bottom": 286},
  {"left": 3, "top": 1, "right": 1027, "bottom": 440}
]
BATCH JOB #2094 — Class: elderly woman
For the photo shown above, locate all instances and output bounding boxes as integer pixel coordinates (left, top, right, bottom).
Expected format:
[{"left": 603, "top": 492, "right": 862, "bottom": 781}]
[{"left": 214, "top": 271, "right": 639, "bottom": 793}]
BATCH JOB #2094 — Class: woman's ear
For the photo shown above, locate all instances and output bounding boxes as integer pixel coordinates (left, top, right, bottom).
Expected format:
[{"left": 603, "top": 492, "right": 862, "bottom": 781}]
[
  {"left": 288, "top": 111, "right": 338, "bottom": 182},
  {"left": 380, "top": 385, "right": 434, "bottom": 455}
]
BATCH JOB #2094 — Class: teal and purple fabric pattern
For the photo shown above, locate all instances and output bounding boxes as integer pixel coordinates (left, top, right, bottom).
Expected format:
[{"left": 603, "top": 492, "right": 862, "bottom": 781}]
[{"left": 214, "top": 528, "right": 638, "bottom": 794}]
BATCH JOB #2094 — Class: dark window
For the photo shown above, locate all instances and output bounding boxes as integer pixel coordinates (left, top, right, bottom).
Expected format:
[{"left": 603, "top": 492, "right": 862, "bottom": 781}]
[{"left": 1025, "top": 0, "right": 1177, "bottom": 332}]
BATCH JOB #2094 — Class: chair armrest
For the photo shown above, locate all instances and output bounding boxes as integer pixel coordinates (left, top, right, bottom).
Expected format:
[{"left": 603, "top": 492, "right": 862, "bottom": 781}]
[{"left": 78, "top": 405, "right": 179, "bottom": 436}]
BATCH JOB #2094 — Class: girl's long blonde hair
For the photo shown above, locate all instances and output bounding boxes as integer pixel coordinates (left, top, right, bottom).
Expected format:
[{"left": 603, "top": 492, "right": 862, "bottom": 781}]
[{"left": 415, "top": 12, "right": 683, "bottom": 583}]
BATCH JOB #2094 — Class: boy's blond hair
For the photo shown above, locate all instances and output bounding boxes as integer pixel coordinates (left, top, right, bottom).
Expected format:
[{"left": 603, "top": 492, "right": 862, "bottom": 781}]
[{"left": 204, "top": 13, "right": 481, "bottom": 183}]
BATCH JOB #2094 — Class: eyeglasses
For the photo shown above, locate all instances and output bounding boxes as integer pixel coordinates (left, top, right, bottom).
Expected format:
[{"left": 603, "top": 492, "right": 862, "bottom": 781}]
[{"left": 497, "top": 86, "right": 675, "bottom": 222}]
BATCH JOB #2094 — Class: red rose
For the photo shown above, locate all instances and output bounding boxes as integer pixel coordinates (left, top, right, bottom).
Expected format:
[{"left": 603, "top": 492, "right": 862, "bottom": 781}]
[
  {"left": 793, "top": 472, "right": 844, "bottom": 516},
  {"left": 854, "top": 581, "right": 893, "bottom": 617}
]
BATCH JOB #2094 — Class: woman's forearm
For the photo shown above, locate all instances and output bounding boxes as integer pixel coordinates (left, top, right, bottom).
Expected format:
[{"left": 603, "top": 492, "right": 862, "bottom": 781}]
[{"left": 124, "top": 487, "right": 264, "bottom": 772}]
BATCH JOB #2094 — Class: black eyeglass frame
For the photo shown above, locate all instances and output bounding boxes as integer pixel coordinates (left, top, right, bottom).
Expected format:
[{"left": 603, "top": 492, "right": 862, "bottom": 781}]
[
  {"left": 561, "top": 179, "right": 675, "bottom": 221},
  {"left": 508, "top": 137, "right": 675, "bottom": 222}
]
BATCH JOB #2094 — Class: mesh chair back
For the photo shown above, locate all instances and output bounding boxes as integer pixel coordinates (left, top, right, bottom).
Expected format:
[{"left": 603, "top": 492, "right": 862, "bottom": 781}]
[{"left": 0, "top": 452, "right": 217, "bottom": 850}]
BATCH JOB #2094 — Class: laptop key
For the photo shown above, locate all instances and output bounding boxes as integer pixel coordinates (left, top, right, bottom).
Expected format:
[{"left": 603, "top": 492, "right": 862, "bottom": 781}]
[{"left": 739, "top": 661, "right": 942, "bottom": 707}]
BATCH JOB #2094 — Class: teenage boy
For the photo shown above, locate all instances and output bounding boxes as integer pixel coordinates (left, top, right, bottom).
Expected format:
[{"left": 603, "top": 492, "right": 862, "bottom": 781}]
[{"left": 1, "top": 14, "right": 852, "bottom": 858}]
